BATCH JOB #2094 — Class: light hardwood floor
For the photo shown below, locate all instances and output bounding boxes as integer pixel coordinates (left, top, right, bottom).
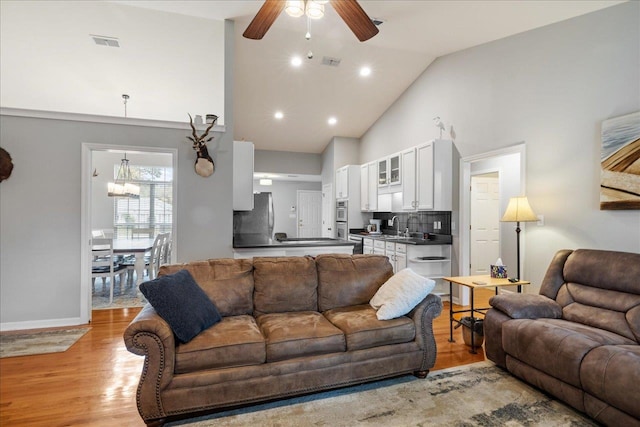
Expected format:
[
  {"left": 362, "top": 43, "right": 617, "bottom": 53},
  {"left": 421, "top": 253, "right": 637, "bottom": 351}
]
[{"left": 0, "top": 290, "right": 494, "bottom": 426}]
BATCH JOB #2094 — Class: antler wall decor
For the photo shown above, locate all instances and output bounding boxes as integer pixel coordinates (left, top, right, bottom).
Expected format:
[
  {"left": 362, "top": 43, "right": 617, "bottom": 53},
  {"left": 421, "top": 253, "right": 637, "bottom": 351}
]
[{"left": 187, "top": 113, "right": 218, "bottom": 177}]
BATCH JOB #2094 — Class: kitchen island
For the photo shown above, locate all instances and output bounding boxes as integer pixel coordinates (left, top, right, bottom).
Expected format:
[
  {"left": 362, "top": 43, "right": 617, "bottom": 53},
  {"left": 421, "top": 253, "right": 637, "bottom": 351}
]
[{"left": 233, "top": 234, "right": 355, "bottom": 259}]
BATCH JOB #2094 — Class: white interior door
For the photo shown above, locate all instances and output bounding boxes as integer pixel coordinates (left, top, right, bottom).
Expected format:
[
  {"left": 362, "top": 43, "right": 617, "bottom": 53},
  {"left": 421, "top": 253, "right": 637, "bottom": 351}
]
[
  {"left": 322, "top": 183, "right": 334, "bottom": 237},
  {"left": 298, "top": 190, "right": 322, "bottom": 237},
  {"left": 470, "top": 173, "right": 500, "bottom": 275}
]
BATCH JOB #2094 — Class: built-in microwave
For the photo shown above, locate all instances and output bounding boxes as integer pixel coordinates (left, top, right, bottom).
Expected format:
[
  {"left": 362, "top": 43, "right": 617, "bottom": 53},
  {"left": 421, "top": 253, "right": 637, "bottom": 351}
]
[{"left": 336, "top": 200, "right": 348, "bottom": 222}]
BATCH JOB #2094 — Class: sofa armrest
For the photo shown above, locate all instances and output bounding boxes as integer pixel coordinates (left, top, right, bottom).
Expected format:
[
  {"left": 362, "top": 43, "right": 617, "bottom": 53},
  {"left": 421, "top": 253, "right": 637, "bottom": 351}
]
[
  {"left": 408, "top": 293, "right": 443, "bottom": 371},
  {"left": 123, "top": 303, "right": 176, "bottom": 421},
  {"left": 489, "top": 294, "right": 562, "bottom": 319}
]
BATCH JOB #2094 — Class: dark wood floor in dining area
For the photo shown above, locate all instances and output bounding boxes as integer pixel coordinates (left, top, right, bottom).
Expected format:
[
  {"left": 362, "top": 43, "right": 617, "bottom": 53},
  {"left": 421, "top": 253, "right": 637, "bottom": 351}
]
[{"left": 0, "top": 290, "right": 494, "bottom": 427}]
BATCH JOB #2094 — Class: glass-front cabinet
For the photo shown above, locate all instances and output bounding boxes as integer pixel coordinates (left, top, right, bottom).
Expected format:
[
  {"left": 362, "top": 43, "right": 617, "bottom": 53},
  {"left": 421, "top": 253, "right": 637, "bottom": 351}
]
[
  {"left": 378, "top": 154, "right": 401, "bottom": 189},
  {"left": 377, "top": 159, "right": 387, "bottom": 186}
]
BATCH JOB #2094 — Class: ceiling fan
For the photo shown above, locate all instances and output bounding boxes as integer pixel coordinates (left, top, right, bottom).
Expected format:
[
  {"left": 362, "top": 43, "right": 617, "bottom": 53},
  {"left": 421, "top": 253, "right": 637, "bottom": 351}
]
[{"left": 243, "top": 0, "right": 379, "bottom": 42}]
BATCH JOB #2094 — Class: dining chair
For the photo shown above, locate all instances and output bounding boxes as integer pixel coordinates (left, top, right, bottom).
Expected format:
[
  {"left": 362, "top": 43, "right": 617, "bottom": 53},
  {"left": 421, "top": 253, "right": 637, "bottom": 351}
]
[
  {"left": 123, "top": 232, "right": 170, "bottom": 285},
  {"left": 161, "top": 234, "right": 172, "bottom": 265},
  {"left": 91, "top": 237, "right": 127, "bottom": 304}
]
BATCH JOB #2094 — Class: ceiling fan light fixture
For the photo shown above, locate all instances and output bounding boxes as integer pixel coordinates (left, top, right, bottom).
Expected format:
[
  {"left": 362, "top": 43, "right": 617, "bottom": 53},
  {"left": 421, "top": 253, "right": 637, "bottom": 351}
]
[
  {"left": 285, "top": 0, "right": 305, "bottom": 18},
  {"left": 306, "top": 1, "right": 325, "bottom": 19}
]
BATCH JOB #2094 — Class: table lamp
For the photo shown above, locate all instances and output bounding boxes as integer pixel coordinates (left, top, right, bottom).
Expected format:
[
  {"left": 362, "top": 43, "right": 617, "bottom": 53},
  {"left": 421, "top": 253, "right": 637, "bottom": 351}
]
[{"left": 501, "top": 196, "right": 537, "bottom": 281}]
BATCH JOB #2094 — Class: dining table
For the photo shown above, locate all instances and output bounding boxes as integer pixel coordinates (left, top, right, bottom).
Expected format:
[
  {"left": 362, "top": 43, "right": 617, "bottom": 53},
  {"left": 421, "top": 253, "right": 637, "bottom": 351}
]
[{"left": 112, "top": 238, "right": 155, "bottom": 286}]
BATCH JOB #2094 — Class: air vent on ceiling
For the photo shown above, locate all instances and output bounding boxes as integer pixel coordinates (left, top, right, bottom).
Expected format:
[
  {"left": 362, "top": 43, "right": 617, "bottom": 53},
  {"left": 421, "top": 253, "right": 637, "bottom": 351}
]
[
  {"left": 321, "top": 56, "right": 341, "bottom": 67},
  {"left": 91, "top": 35, "right": 120, "bottom": 48}
]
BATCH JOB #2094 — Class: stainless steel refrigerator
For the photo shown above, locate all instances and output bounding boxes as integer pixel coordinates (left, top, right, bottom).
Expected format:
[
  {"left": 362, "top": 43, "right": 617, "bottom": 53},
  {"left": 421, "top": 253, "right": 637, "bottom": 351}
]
[{"left": 233, "top": 192, "right": 275, "bottom": 238}]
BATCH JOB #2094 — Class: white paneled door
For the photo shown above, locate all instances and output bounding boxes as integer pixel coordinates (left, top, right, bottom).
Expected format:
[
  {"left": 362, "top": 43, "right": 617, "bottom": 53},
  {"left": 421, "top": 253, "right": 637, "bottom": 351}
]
[
  {"left": 470, "top": 173, "right": 500, "bottom": 275},
  {"left": 298, "top": 190, "right": 322, "bottom": 238},
  {"left": 321, "top": 184, "right": 334, "bottom": 238}
]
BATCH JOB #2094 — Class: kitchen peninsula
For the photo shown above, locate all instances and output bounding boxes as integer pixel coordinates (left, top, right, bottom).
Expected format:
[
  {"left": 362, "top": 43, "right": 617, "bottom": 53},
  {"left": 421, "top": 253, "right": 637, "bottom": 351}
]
[{"left": 233, "top": 234, "right": 355, "bottom": 259}]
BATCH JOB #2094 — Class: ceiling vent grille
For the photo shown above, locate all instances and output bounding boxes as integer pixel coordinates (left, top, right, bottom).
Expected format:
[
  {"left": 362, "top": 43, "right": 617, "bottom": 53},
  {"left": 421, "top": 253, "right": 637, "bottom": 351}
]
[
  {"left": 91, "top": 35, "right": 120, "bottom": 47},
  {"left": 321, "top": 56, "right": 341, "bottom": 67}
]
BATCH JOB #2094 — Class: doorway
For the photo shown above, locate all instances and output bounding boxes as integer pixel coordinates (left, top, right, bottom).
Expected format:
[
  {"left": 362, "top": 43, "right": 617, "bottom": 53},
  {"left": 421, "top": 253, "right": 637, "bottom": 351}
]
[
  {"left": 81, "top": 144, "right": 177, "bottom": 322},
  {"left": 297, "top": 190, "right": 322, "bottom": 237},
  {"left": 459, "top": 143, "right": 526, "bottom": 305}
]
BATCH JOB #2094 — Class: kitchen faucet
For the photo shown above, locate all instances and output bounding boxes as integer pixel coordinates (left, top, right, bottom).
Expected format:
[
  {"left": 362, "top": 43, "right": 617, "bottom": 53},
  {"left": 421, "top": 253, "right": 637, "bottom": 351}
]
[{"left": 390, "top": 215, "right": 401, "bottom": 236}]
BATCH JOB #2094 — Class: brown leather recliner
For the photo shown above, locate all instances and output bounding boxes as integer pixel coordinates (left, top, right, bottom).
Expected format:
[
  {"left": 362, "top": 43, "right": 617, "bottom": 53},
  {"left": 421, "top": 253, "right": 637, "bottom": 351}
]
[{"left": 485, "top": 249, "right": 640, "bottom": 426}]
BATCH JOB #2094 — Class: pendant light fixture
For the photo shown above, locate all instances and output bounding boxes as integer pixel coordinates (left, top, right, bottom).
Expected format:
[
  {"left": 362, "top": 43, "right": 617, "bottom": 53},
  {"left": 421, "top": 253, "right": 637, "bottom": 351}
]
[{"left": 108, "top": 153, "right": 140, "bottom": 198}]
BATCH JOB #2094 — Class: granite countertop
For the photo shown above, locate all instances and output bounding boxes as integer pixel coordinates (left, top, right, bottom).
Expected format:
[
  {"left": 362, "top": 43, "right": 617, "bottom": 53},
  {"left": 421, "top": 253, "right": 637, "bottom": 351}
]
[
  {"left": 349, "top": 232, "right": 452, "bottom": 245},
  {"left": 233, "top": 234, "right": 356, "bottom": 249}
]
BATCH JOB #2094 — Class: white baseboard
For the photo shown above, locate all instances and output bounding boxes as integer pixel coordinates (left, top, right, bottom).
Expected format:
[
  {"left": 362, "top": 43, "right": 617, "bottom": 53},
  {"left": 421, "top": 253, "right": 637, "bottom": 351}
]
[{"left": 0, "top": 317, "right": 86, "bottom": 332}]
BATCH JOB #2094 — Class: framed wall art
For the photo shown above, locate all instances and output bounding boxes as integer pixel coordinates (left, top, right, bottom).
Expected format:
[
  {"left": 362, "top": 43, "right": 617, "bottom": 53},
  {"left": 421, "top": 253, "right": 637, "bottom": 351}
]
[{"left": 600, "top": 111, "right": 640, "bottom": 210}]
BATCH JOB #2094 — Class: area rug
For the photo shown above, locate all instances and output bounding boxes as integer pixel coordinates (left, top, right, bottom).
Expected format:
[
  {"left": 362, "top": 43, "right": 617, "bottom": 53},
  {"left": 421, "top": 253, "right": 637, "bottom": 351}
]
[
  {"left": 0, "top": 327, "right": 90, "bottom": 358},
  {"left": 92, "top": 275, "right": 147, "bottom": 310},
  {"left": 168, "top": 361, "right": 598, "bottom": 426}
]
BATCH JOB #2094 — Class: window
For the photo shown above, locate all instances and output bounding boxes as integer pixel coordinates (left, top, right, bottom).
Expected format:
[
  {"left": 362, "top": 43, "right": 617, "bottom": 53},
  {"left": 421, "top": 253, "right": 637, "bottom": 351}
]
[{"left": 113, "top": 165, "right": 173, "bottom": 239}]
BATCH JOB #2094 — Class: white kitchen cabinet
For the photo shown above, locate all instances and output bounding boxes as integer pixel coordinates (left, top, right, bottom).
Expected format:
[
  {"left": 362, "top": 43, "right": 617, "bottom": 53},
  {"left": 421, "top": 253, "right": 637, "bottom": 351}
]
[
  {"left": 401, "top": 140, "right": 452, "bottom": 211},
  {"left": 360, "top": 162, "right": 378, "bottom": 211},
  {"left": 401, "top": 148, "right": 417, "bottom": 210},
  {"left": 384, "top": 241, "right": 407, "bottom": 273},
  {"left": 232, "top": 141, "right": 254, "bottom": 210},
  {"left": 335, "top": 166, "right": 348, "bottom": 199},
  {"left": 363, "top": 237, "right": 374, "bottom": 254},
  {"left": 377, "top": 153, "right": 401, "bottom": 192}
]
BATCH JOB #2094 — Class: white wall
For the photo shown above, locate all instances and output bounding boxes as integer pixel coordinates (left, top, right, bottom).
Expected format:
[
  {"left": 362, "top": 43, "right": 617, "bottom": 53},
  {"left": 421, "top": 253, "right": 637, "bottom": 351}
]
[
  {"left": 0, "top": 20, "right": 236, "bottom": 329},
  {"left": 253, "top": 180, "right": 322, "bottom": 238},
  {"left": 360, "top": 2, "right": 640, "bottom": 289},
  {"left": 0, "top": 1, "right": 225, "bottom": 124}
]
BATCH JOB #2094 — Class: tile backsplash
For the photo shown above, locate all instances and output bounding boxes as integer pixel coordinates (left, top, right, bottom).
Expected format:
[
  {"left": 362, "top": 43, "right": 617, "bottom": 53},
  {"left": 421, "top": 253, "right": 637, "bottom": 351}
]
[{"left": 372, "top": 211, "right": 452, "bottom": 235}]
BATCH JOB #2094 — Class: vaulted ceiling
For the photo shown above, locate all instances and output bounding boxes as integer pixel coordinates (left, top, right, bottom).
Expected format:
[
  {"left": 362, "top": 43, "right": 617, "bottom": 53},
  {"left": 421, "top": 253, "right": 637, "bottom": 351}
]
[{"left": 97, "top": 1, "right": 629, "bottom": 153}]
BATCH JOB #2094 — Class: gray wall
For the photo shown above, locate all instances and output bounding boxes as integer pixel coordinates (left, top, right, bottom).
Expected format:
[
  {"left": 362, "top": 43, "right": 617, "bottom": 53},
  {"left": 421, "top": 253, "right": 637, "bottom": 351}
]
[
  {"left": 360, "top": 2, "right": 640, "bottom": 289},
  {"left": 0, "top": 20, "right": 236, "bottom": 328},
  {"left": 254, "top": 150, "right": 322, "bottom": 175},
  {"left": 253, "top": 180, "right": 322, "bottom": 238}
]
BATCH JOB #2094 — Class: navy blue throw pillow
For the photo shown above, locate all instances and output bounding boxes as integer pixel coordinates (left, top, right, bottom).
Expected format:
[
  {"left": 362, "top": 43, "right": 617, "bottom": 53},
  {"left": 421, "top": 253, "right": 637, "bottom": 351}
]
[{"left": 140, "top": 269, "right": 221, "bottom": 343}]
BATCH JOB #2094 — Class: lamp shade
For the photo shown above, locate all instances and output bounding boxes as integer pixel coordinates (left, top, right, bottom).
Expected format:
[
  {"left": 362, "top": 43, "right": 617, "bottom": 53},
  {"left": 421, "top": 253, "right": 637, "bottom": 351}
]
[{"left": 501, "top": 197, "right": 537, "bottom": 222}]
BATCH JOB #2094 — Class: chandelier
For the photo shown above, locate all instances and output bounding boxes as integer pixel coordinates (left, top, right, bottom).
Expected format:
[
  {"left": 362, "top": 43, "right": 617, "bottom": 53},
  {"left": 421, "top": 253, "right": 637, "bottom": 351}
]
[{"left": 107, "top": 154, "right": 140, "bottom": 198}]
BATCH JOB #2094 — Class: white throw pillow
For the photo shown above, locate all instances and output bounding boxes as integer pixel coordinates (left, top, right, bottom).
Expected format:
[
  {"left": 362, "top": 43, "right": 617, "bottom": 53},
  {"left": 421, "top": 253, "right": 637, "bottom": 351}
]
[{"left": 370, "top": 268, "right": 435, "bottom": 320}]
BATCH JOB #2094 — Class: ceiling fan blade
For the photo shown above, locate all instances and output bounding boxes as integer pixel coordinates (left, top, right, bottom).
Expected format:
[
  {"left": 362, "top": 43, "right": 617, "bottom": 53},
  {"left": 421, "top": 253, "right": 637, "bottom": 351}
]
[
  {"left": 330, "top": 0, "right": 379, "bottom": 42},
  {"left": 243, "top": 0, "right": 286, "bottom": 40}
]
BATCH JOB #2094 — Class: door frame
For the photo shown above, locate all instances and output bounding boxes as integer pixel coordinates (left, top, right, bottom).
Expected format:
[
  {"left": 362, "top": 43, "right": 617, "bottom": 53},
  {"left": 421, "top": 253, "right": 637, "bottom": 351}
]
[
  {"left": 80, "top": 143, "right": 178, "bottom": 323},
  {"left": 322, "top": 183, "right": 334, "bottom": 238},
  {"left": 459, "top": 143, "right": 526, "bottom": 304}
]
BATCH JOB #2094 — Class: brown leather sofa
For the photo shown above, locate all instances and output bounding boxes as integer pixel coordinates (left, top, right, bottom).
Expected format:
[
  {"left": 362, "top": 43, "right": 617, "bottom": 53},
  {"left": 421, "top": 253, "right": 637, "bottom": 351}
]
[
  {"left": 124, "top": 254, "right": 443, "bottom": 426},
  {"left": 485, "top": 249, "right": 640, "bottom": 426}
]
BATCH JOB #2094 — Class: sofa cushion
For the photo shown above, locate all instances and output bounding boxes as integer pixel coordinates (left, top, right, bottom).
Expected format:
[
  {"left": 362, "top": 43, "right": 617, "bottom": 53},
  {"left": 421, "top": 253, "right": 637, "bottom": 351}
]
[
  {"left": 257, "top": 311, "right": 345, "bottom": 362},
  {"left": 324, "top": 304, "right": 415, "bottom": 351},
  {"left": 316, "top": 254, "right": 393, "bottom": 312},
  {"left": 581, "top": 345, "right": 640, "bottom": 420},
  {"left": 160, "top": 258, "right": 254, "bottom": 317},
  {"left": 370, "top": 268, "right": 435, "bottom": 320},
  {"left": 253, "top": 256, "right": 318, "bottom": 316},
  {"left": 489, "top": 294, "right": 563, "bottom": 319},
  {"left": 502, "top": 318, "right": 636, "bottom": 388},
  {"left": 140, "top": 269, "right": 222, "bottom": 343},
  {"left": 174, "top": 315, "right": 266, "bottom": 374}
]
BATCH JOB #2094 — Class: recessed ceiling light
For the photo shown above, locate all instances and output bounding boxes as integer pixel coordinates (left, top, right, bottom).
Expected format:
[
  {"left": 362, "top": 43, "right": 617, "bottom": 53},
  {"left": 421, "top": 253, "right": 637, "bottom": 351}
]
[
  {"left": 274, "top": 111, "right": 284, "bottom": 120},
  {"left": 360, "top": 66, "right": 371, "bottom": 77},
  {"left": 291, "top": 56, "right": 303, "bottom": 67},
  {"left": 328, "top": 117, "right": 337, "bottom": 125}
]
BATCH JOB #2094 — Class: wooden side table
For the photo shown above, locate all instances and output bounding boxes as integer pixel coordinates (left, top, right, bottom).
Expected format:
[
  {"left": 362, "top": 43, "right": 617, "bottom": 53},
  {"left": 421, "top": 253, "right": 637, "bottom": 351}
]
[{"left": 443, "top": 275, "right": 530, "bottom": 354}]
